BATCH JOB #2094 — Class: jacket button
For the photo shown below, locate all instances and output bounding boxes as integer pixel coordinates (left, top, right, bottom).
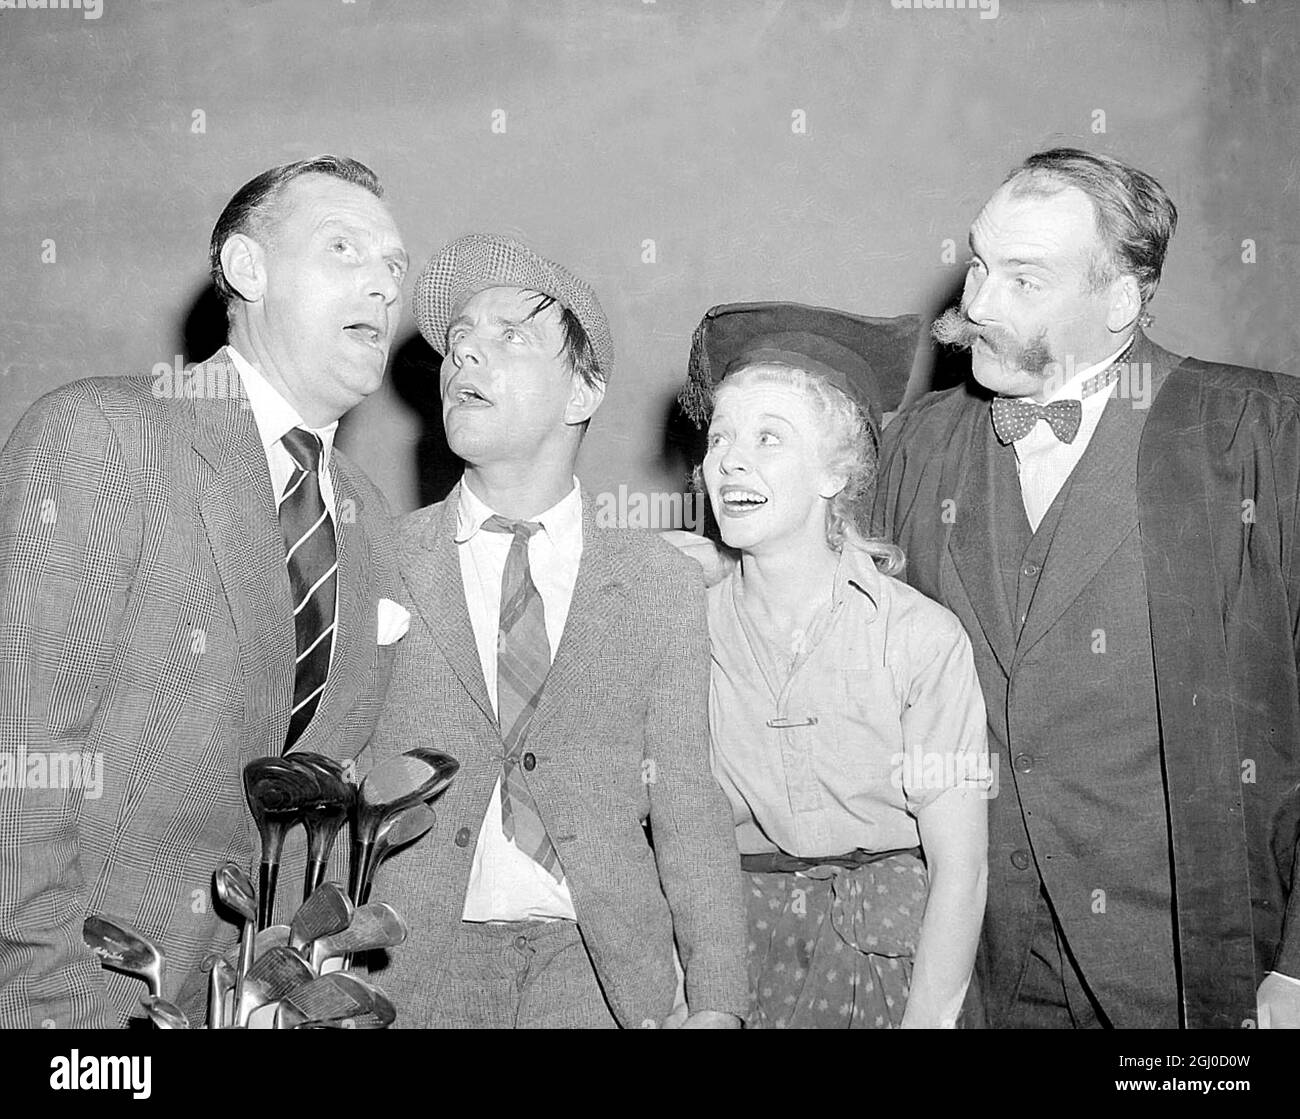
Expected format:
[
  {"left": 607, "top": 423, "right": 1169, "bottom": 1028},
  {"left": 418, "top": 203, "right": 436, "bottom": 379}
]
[
  {"left": 1010, "top": 849, "right": 1031, "bottom": 870},
  {"left": 454, "top": 827, "right": 471, "bottom": 847},
  {"left": 523, "top": 752, "right": 536, "bottom": 772},
  {"left": 1014, "top": 754, "right": 1034, "bottom": 773}
]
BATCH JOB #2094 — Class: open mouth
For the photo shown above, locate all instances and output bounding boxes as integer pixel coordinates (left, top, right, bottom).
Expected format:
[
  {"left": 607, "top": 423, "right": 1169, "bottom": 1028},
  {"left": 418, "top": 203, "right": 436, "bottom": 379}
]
[
  {"left": 343, "top": 322, "right": 384, "bottom": 349},
  {"left": 449, "top": 383, "right": 491, "bottom": 407},
  {"left": 719, "top": 486, "right": 768, "bottom": 515}
]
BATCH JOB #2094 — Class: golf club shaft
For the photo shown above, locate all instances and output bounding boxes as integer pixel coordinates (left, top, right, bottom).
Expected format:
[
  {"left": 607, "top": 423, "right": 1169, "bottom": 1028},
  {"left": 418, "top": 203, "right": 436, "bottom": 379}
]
[
  {"left": 346, "top": 838, "right": 373, "bottom": 905},
  {"left": 257, "top": 860, "right": 279, "bottom": 931},
  {"left": 233, "top": 919, "right": 255, "bottom": 1028}
]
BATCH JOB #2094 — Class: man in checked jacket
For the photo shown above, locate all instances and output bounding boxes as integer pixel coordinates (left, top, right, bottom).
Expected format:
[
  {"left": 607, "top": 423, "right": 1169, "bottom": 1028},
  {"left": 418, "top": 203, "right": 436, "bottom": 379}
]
[
  {"left": 368, "top": 234, "right": 749, "bottom": 1028},
  {"left": 0, "top": 155, "right": 407, "bottom": 1028}
]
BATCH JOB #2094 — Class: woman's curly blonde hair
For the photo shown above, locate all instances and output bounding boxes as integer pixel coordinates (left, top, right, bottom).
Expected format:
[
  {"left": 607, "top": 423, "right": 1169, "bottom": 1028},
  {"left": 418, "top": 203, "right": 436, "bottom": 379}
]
[{"left": 703, "top": 364, "right": 906, "bottom": 576}]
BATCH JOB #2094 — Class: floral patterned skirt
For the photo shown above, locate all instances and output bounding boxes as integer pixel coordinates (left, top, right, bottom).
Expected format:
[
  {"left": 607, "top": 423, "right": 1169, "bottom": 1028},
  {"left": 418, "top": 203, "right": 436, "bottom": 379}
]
[{"left": 744, "top": 851, "right": 928, "bottom": 1029}]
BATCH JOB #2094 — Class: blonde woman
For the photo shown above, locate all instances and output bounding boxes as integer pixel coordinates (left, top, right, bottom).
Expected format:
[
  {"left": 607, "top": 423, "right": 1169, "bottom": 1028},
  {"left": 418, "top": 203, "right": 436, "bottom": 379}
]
[{"left": 683, "top": 303, "right": 990, "bottom": 1029}]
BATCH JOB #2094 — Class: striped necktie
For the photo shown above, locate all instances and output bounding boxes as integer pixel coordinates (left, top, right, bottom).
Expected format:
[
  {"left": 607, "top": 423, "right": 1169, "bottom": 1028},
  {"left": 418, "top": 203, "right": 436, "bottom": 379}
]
[
  {"left": 482, "top": 514, "right": 564, "bottom": 883},
  {"left": 278, "top": 427, "right": 337, "bottom": 750}
]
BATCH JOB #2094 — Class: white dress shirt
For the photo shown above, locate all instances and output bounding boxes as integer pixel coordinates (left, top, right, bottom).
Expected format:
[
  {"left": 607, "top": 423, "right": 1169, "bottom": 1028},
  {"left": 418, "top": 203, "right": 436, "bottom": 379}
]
[
  {"left": 457, "top": 477, "right": 583, "bottom": 922},
  {"left": 1012, "top": 340, "right": 1130, "bottom": 531},
  {"left": 227, "top": 344, "right": 339, "bottom": 670}
]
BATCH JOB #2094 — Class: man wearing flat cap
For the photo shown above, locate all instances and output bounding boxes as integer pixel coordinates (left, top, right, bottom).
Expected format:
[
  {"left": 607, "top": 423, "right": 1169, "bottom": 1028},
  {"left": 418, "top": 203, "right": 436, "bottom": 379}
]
[{"left": 369, "top": 233, "right": 749, "bottom": 1028}]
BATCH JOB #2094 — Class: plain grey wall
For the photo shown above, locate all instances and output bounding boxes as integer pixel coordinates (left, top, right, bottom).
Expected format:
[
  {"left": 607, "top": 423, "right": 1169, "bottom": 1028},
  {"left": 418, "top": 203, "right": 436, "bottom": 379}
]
[{"left": 2, "top": 0, "right": 1297, "bottom": 517}]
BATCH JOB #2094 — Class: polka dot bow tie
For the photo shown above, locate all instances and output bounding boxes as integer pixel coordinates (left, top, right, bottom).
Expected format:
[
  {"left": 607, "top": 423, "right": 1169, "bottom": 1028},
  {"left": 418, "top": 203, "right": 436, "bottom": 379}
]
[
  {"left": 989, "top": 397, "right": 1083, "bottom": 445},
  {"left": 989, "top": 359, "right": 1127, "bottom": 445}
]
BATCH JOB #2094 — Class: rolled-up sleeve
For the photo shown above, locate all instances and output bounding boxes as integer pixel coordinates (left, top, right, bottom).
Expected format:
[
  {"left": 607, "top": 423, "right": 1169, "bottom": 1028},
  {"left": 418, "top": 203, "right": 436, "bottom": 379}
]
[{"left": 899, "top": 615, "right": 990, "bottom": 815}]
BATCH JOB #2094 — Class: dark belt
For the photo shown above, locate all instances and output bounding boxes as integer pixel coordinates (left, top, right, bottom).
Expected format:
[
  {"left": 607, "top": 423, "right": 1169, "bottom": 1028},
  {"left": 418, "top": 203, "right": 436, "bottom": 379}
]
[{"left": 740, "top": 846, "right": 922, "bottom": 874}]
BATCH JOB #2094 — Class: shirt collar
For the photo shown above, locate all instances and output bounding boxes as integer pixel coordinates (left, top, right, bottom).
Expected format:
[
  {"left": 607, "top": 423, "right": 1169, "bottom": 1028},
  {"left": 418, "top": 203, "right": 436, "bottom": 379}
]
[
  {"left": 226, "top": 345, "right": 337, "bottom": 471},
  {"left": 833, "top": 542, "right": 885, "bottom": 621},
  {"left": 1040, "top": 337, "right": 1133, "bottom": 404},
  {"left": 454, "top": 476, "right": 583, "bottom": 546}
]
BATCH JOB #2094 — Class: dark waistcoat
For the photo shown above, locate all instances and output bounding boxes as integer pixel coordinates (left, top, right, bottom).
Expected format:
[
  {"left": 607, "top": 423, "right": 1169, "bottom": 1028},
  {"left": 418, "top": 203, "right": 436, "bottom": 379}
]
[{"left": 977, "top": 393, "right": 1179, "bottom": 1027}]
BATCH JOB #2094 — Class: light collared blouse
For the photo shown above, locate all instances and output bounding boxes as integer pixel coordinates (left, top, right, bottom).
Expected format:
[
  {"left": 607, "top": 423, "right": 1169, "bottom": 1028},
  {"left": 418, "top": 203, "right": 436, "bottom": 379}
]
[{"left": 707, "top": 544, "right": 990, "bottom": 858}]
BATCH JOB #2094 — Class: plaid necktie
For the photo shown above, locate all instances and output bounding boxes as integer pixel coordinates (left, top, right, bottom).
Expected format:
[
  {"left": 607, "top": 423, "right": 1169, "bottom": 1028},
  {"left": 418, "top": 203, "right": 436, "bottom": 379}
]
[
  {"left": 481, "top": 514, "right": 564, "bottom": 883},
  {"left": 278, "top": 428, "right": 337, "bottom": 750}
]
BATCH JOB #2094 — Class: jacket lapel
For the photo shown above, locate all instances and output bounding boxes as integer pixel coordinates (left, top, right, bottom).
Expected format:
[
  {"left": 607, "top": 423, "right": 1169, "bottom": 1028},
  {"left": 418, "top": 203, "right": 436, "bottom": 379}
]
[
  {"left": 291, "top": 459, "right": 375, "bottom": 756},
  {"left": 1017, "top": 334, "right": 1175, "bottom": 659},
  {"left": 188, "top": 350, "right": 296, "bottom": 748},
  {"left": 404, "top": 486, "right": 496, "bottom": 728},
  {"left": 530, "top": 494, "right": 629, "bottom": 738},
  {"left": 945, "top": 405, "right": 1019, "bottom": 675}
]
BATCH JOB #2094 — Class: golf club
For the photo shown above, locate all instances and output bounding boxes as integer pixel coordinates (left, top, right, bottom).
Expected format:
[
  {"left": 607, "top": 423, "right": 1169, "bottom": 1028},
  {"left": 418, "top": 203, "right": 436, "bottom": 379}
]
[
  {"left": 288, "top": 881, "right": 353, "bottom": 955},
  {"left": 82, "top": 914, "right": 166, "bottom": 1000},
  {"left": 140, "top": 995, "right": 189, "bottom": 1030},
  {"left": 289, "top": 752, "right": 354, "bottom": 903},
  {"left": 213, "top": 862, "right": 258, "bottom": 1030},
  {"left": 311, "top": 901, "right": 408, "bottom": 973},
  {"left": 205, "top": 954, "right": 236, "bottom": 1030},
  {"left": 354, "top": 802, "right": 438, "bottom": 906},
  {"left": 244, "top": 756, "right": 321, "bottom": 929},
  {"left": 237, "top": 944, "right": 314, "bottom": 1026},
  {"left": 274, "top": 971, "right": 396, "bottom": 1029},
  {"left": 348, "top": 749, "right": 458, "bottom": 903}
]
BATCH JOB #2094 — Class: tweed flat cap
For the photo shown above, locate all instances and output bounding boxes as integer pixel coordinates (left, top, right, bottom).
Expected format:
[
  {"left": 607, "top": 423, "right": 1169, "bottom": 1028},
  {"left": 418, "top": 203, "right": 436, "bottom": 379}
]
[
  {"left": 414, "top": 233, "right": 615, "bottom": 379},
  {"left": 680, "top": 302, "right": 923, "bottom": 428}
]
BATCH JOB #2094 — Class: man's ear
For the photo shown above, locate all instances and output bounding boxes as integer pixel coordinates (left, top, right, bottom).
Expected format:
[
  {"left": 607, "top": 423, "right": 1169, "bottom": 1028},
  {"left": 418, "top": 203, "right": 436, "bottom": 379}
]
[
  {"left": 219, "top": 233, "right": 268, "bottom": 304},
  {"left": 564, "top": 374, "right": 606, "bottom": 426},
  {"left": 1106, "top": 274, "right": 1142, "bottom": 333}
]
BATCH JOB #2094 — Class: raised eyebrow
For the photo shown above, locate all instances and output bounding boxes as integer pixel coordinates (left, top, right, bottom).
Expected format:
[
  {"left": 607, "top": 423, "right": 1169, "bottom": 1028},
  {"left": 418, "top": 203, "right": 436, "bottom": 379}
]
[{"left": 490, "top": 314, "right": 542, "bottom": 335}]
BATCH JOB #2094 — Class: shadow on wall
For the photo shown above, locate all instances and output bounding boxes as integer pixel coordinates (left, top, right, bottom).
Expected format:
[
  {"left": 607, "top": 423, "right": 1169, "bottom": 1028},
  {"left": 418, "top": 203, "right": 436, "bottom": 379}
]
[
  {"left": 388, "top": 330, "right": 462, "bottom": 509},
  {"left": 181, "top": 281, "right": 229, "bottom": 366},
  {"left": 907, "top": 273, "right": 977, "bottom": 408}
]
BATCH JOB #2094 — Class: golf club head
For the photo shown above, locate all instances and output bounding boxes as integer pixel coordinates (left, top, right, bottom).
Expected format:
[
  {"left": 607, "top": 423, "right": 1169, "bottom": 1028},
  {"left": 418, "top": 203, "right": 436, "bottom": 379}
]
[
  {"left": 252, "top": 924, "right": 291, "bottom": 958},
  {"left": 82, "top": 914, "right": 166, "bottom": 999},
  {"left": 238, "top": 945, "right": 313, "bottom": 1026},
  {"left": 311, "top": 902, "right": 408, "bottom": 972},
  {"left": 244, "top": 756, "right": 320, "bottom": 928},
  {"left": 246, "top": 999, "right": 280, "bottom": 1029},
  {"left": 206, "top": 956, "right": 236, "bottom": 1030},
  {"left": 214, "top": 860, "right": 259, "bottom": 1023},
  {"left": 288, "top": 753, "right": 355, "bottom": 901},
  {"left": 400, "top": 748, "right": 460, "bottom": 804},
  {"left": 276, "top": 971, "right": 396, "bottom": 1029},
  {"left": 375, "top": 801, "right": 437, "bottom": 853},
  {"left": 349, "top": 750, "right": 458, "bottom": 902},
  {"left": 220, "top": 925, "right": 290, "bottom": 970},
  {"left": 288, "top": 881, "right": 353, "bottom": 954},
  {"left": 141, "top": 995, "right": 189, "bottom": 1029},
  {"left": 355, "top": 803, "right": 437, "bottom": 906},
  {"left": 212, "top": 863, "right": 257, "bottom": 925}
]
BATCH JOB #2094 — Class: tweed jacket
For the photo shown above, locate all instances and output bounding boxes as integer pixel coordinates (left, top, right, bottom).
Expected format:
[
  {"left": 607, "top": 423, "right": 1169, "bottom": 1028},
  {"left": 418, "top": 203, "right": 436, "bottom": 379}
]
[
  {"left": 369, "top": 487, "right": 751, "bottom": 1028},
  {"left": 873, "top": 332, "right": 1300, "bottom": 1028},
  {"left": 0, "top": 349, "right": 398, "bottom": 1028}
]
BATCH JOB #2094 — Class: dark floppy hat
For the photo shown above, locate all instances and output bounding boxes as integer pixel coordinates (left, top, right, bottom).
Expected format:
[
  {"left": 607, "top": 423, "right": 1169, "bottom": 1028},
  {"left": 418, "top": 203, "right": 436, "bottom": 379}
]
[
  {"left": 413, "top": 233, "right": 615, "bottom": 378},
  {"left": 680, "top": 301, "right": 923, "bottom": 427}
]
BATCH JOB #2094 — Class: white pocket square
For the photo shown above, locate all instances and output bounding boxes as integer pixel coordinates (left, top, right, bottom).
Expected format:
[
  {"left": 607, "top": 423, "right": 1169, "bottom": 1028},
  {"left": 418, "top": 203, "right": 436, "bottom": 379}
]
[{"left": 377, "top": 598, "right": 411, "bottom": 645}]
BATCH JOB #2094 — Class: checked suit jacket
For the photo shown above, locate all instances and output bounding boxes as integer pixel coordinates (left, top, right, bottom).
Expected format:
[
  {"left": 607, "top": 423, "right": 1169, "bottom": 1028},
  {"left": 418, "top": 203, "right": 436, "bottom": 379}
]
[
  {"left": 0, "top": 348, "right": 398, "bottom": 1029},
  {"left": 368, "top": 487, "right": 751, "bottom": 1028}
]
